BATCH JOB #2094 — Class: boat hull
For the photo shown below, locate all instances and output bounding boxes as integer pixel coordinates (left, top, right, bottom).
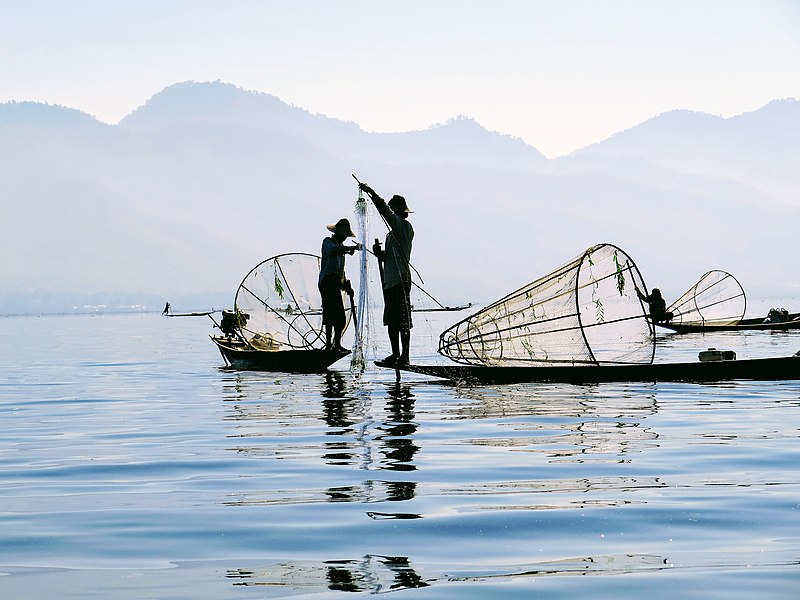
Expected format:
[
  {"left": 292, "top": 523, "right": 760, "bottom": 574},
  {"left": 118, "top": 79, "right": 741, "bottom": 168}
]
[
  {"left": 659, "top": 313, "right": 800, "bottom": 333},
  {"left": 376, "top": 355, "right": 800, "bottom": 384},
  {"left": 212, "top": 337, "right": 349, "bottom": 373}
]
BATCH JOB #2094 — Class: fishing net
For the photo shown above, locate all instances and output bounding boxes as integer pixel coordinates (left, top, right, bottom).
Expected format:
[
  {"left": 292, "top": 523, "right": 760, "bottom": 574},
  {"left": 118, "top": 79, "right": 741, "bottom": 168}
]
[
  {"left": 667, "top": 270, "right": 746, "bottom": 326},
  {"left": 350, "top": 190, "right": 372, "bottom": 372},
  {"left": 234, "top": 253, "right": 351, "bottom": 350},
  {"left": 438, "top": 243, "right": 654, "bottom": 366},
  {"left": 348, "top": 179, "right": 473, "bottom": 369}
]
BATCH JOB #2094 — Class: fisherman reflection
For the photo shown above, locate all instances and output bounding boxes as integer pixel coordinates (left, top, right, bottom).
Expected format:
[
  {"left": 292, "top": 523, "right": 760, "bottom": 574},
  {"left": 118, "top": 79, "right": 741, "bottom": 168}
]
[
  {"left": 326, "top": 564, "right": 361, "bottom": 592},
  {"left": 384, "top": 480, "right": 416, "bottom": 502},
  {"left": 324, "top": 485, "right": 361, "bottom": 502},
  {"left": 326, "top": 555, "right": 429, "bottom": 592},
  {"left": 379, "top": 383, "right": 420, "bottom": 472},
  {"left": 636, "top": 286, "right": 674, "bottom": 324},
  {"left": 320, "top": 372, "right": 359, "bottom": 465},
  {"left": 381, "top": 556, "right": 430, "bottom": 590},
  {"left": 324, "top": 480, "right": 417, "bottom": 504}
]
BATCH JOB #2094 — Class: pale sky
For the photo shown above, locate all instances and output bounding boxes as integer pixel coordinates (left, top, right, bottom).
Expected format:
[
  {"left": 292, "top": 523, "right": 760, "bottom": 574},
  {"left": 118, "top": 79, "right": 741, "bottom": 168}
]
[{"left": 2, "top": 0, "right": 798, "bottom": 157}]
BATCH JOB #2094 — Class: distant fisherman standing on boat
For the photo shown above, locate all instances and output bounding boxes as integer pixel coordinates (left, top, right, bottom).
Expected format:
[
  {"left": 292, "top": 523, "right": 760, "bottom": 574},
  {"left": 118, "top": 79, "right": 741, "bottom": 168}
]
[
  {"left": 358, "top": 183, "right": 414, "bottom": 365},
  {"left": 636, "top": 286, "right": 674, "bottom": 324},
  {"left": 319, "top": 218, "right": 361, "bottom": 352}
]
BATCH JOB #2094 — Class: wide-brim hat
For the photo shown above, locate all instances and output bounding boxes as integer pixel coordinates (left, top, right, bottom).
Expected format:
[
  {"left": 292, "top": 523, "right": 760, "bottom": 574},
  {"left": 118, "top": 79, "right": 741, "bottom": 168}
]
[
  {"left": 388, "top": 194, "right": 413, "bottom": 214},
  {"left": 327, "top": 217, "right": 356, "bottom": 237}
]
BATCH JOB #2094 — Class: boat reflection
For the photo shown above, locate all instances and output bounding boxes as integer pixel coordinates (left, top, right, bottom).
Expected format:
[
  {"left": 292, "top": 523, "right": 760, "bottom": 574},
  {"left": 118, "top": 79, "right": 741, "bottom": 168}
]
[
  {"left": 326, "top": 555, "right": 430, "bottom": 592},
  {"left": 446, "top": 383, "right": 661, "bottom": 460},
  {"left": 447, "top": 382, "right": 659, "bottom": 419},
  {"left": 228, "top": 554, "right": 431, "bottom": 593},
  {"left": 226, "top": 552, "right": 670, "bottom": 593},
  {"left": 223, "top": 477, "right": 420, "bottom": 510}
]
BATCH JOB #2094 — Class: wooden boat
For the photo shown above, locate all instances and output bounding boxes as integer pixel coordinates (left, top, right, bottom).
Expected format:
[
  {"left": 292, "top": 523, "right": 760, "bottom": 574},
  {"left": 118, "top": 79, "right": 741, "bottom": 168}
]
[
  {"left": 661, "top": 270, "right": 800, "bottom": 333},
  {"left": 658, "top": 313, "right": 800, "bottom": 334},
  {"left": 208, "top": 253, "right": 356, "bottom": 373},
  {"left": 375, "top": 354, "right": 800, "bottom": 385},
  {"left": 206, "top": 248, "right": 467, "bottom": 372},
  {"left": 212, "top": 336, "right": 349, "bottom": 372}
]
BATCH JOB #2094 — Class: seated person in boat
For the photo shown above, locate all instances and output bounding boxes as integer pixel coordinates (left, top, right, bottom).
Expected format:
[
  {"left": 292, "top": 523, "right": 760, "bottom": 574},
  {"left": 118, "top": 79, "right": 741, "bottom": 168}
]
[
  {"left": 636, "top": 286, "right": 674, "bottom": 323},
  {"left": 318, "top": 217, "right": 361, "bottom": 351}
]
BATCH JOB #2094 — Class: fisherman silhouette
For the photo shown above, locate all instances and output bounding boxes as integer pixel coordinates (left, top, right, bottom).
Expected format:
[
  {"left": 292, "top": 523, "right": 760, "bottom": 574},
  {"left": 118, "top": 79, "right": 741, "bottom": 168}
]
[
  {"left": 358, "top": 183, "right": 414, "bottom": 366},
  {"left": 636, "top": 287, "right": 673, "bottom": 324},
  {"left": 318, "top": 218, "right": 361, "bottom": 351}
]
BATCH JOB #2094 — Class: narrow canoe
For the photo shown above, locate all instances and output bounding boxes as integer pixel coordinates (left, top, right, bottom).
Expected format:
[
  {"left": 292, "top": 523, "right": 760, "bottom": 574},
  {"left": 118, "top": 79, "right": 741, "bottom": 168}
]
[
  {"left": 375, "top": 354, "right": 800, "bottom": 385},
  {"left": 212, "top": 336, "right": 349, "bottom": 373},
  {"left": 658, "top": 313, "right": 800, "bottom": 333}
]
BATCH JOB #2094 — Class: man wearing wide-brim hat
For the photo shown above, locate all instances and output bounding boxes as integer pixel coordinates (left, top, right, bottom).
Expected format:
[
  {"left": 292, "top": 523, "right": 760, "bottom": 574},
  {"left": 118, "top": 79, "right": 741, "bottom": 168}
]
[
  {"left": 319, "top": 217, "right": 361, "bottom": 352},
  {"left": 358, "top": 183, "right": 414, "bottom": 365}
]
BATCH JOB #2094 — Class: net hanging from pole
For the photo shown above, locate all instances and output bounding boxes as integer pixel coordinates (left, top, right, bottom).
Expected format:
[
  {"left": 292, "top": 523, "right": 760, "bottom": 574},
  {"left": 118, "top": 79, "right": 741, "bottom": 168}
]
[
  {"left": 350, "top": 189, "right": 371, "bottom": 372},
  {"left": 234, "top": 253, "right": 351, "bottom": 350},
  {"left": 438, "top": 243, "right": 654, "bottom": 367},
  {"left": 667, "top": 270, "right": 746, "bottom": 326}
]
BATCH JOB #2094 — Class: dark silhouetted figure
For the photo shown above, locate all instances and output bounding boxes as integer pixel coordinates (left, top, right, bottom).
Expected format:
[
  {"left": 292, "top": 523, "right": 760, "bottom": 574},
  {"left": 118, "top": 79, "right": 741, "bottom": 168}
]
[
  {"left": 636, "top": 287, "right": 674, "bottom": 323},
  {"left": 359, "top": 183, "right": 414, "bottom": 365},
  {"left": 319, "top": 218, "right": 360, "bottom": 351}
]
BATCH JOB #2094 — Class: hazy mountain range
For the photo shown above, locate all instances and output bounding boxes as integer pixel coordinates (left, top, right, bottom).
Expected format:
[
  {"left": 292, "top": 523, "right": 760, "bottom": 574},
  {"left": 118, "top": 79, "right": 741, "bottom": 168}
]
[{"left": 1, "top": 81, "right": 798, "bottom": 315}]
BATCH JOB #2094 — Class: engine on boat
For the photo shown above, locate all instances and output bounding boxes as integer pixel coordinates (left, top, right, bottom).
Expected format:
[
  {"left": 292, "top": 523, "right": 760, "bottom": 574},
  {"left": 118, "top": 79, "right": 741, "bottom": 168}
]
[{"left": 221, "top": 309, "right": 249, "bottom": 337}]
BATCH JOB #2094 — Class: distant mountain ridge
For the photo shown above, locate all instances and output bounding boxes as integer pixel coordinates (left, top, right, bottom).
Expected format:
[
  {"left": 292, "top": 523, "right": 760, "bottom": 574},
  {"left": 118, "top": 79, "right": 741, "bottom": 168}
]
[
  {"left": 564, "top": 98, "right": 800, "bottom": 203},
  {"left": 121, "top": 81, "right": 547, "bottom": 170},
  {"left": 1, "top": 81, "right": 798, "bottom": 314},
  {"left": 0, "top": 100, "right": 101, "bottom": 127},
  {"left": 121, "top": 81, "right": 326, "bottom": 133}
]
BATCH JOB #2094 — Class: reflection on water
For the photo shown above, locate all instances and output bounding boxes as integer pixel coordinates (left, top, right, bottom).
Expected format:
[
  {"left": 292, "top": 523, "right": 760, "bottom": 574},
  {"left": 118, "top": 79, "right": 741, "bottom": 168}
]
[
  {"left": 377, "top": 382, "right": 420, "bottom": 472},
  {"left": 222, "top": 375, "right": 421, "bottom": 508},
  {"left": 220, "top": 372, "right": 673, "bottom": 511},
  {"left": 4, "top": 313, "right": 800, "bottom": 598},
  {"left": 321, "top": 371, "right": 359, "bottom": 429},
  {"left": 446, "top": 383, "right": 661, "bottom": 461},
  {"left": 223, "top": 478, "right": 421, "bottom": 512},
  {"left": 226, "top": 548, "right": 800, "bottom": 595},
  {"left": 228, "top": 554, "right": 431, "bottom": 594},
  {"left": 326, "top": 555, "right": 430, "bottom": 592},
  {"left": 226, "top": 552, "right": 673, "bottom": 594},
  {"left": 219, "top": 375, "right": 677, "bottom": 520},
  {"left": 448, "top": 383, "right": 659, "bottom": 419}
]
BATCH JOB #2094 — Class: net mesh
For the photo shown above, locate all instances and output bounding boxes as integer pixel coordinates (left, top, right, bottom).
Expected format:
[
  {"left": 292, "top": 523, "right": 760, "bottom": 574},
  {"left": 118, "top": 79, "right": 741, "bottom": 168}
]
[
  {"left": 667, "top": 270, "right": 746, "bottom": 326},
  {"left": 438, "top": 244, "right": 654, "bottom": 366},
  {"left": 234, "top": 253, "right": 351, "bottom": 350},
  {"left": 350, "top": 191, "right": 371, "bottom": 372}
]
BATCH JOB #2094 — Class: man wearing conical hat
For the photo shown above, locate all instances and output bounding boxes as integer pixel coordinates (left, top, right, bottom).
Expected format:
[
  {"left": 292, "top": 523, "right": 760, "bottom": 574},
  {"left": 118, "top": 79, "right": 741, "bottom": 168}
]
[
  {"left": 358, "top": 183, "right": 414, "bottom": 365},
  {"left": 319, "top": 218, "right": 361, "bottom": 352}
]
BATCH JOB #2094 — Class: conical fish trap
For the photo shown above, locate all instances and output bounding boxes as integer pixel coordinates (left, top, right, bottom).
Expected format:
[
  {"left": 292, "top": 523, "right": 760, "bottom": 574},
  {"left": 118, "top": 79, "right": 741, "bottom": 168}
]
[
  {"left": 667, "top": 270, "right": 745, "bottom": 326},
  {"left": 234, "top": 253, "right": 351, "bottom": 350},
  {"left": 439, "top": 244, "right": 654, "bottom": 366}
]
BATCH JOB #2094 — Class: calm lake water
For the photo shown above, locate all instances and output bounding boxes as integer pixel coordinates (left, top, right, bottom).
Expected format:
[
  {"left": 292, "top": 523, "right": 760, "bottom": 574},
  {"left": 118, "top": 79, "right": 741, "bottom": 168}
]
[{"left": 1, "top": 310, "right": 800, "bottom": 599}]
